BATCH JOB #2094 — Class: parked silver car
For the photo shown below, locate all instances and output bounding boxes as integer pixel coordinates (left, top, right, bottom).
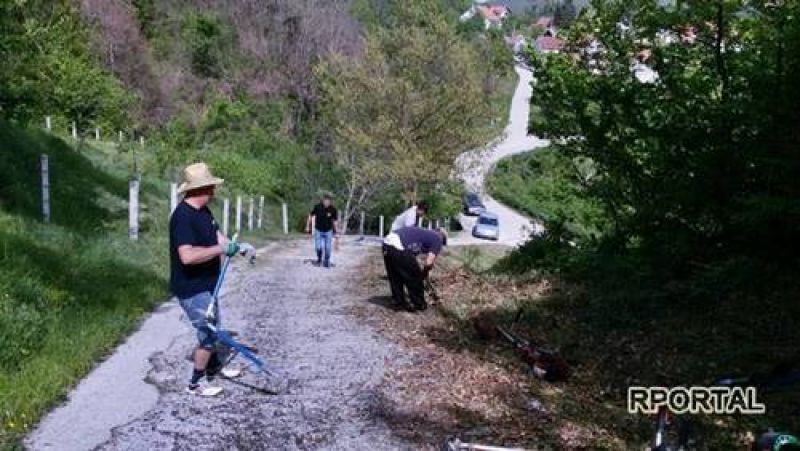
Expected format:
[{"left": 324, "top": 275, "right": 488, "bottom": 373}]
[{"left": 472, "top": 211, "right": 499, "bottom": 241}]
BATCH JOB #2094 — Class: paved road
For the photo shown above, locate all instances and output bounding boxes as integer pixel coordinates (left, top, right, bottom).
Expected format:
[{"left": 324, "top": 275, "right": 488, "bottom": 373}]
[
  {"left": 451, "top": 63, "right": 549, "bottom": 247},
  {"left": 27, "top": 241, "right": 408, "bottom": 450}
]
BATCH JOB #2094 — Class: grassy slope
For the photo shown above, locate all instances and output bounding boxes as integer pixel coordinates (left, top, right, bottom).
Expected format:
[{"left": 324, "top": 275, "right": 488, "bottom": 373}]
[
  {"left": 0, "top": 122, "right": 277, "bottom": 446},
  {"left": 487, "top": 146, "right": 605, "bottom": 237},
  {"left": 490, "top": 73, "right": 518, "bottom": 135},
  {"left": 479, "top": 148, "right": 800, "bottom": 446},
  {"left": 404, "top": 244, "right": 800, "bottom": 448}
]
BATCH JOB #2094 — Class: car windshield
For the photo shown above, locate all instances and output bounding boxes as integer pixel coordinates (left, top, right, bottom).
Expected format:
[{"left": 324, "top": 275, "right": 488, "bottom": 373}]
[
  {"left": 479, "top": 217, "right": 498, "bottom": 226},
  {"left": 466, "top": 195, "right": 481, "bottom": 205}
]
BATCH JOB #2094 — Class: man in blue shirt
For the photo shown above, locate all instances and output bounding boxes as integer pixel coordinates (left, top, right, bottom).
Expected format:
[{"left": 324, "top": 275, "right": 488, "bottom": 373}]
[
  {"left": 170, "top": 162, "right": 241, "bottom": 396},
  {"left": 382, "top": 226, "right": 447, "bottom": 311}
]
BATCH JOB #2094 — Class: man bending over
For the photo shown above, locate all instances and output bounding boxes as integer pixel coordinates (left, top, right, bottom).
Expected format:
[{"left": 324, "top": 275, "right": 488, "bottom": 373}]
[{"left": 382, "top": 226, "right": 446, "bottom": 311}]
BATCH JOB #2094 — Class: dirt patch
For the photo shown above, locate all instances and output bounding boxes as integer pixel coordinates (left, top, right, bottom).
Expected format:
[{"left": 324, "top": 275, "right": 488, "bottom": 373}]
[{"left": 351, "top": 251, "right": 626, "bottom": 450}]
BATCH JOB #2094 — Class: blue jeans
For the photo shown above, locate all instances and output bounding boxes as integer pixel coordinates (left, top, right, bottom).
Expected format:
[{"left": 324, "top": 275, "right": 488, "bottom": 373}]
[
  {"left": 314, "top": 230, "right": 333, "bottom": 266},
  {"left": 178, "top": 291, "right": 218, "bottom": 349}
]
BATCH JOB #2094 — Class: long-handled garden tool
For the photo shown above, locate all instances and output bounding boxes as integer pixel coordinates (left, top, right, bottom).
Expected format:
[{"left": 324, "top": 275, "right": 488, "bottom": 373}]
[{"left": 204, "top": 235, "right": 284, "bottom": 393}]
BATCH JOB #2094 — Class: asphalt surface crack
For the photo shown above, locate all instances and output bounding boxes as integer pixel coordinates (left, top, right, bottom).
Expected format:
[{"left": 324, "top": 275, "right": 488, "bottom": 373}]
[{"left": 99, "top": 241, "right": 410, "bottom": 451}]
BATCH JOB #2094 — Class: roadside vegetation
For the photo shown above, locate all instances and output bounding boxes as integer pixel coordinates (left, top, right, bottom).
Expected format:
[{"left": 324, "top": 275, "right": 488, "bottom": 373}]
[
  {"left": 479, "top": 0, "right": 800, "bottom": 446},
  {"left": 0, "top": 0, "right": 518, "bottom": 445},
  {"left": 0, "top": 121, "right": 286, "bottom": 446},
  {"left": 487, "top": 147, "right": 606, "bottom": 239},
  {"left": 360, "top": 241, "right": 800, "bottom": 448}
]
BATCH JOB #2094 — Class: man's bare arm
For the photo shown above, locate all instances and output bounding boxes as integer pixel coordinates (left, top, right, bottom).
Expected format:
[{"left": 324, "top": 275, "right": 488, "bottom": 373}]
[{"left": 178, "top": 244, "right": 224, "bottom": 265}]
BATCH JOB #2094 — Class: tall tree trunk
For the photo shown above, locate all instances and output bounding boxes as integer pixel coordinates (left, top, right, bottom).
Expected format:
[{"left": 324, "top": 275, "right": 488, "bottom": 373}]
[{"left": 714, "top": 1, "right": 729, "bottom": 102}]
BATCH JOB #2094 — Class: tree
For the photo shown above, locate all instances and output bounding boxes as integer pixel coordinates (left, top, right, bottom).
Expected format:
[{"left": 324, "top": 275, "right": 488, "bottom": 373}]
[
  {"left": 182, "top": 13, "right": 233, "bottom": 79},
  {"left": 315, "top": 1, "right": 496, "bottom": 226},
  {"left": 528, "top": 0, "right": 800, "bottom": 274},
  {"left": 554, "top": 0, "right": 578, "bottom": 28},
  {"left": 0, "top": 0, "right": 131, "bottom": 129}
]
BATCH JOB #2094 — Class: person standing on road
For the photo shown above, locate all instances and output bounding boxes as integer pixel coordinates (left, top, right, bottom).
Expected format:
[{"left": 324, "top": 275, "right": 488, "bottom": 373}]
[
  {"left": 382, "top": 226, "right": 447, "bottom": 311},
  {"left": 170, "top": 162, "right": 241, "bottom": 397},
  {"left": 305, "top": 193, "right": 338, "bottom": 268},
  {"left": 390, "top": 201, "right": 429, "bottom": 232}
]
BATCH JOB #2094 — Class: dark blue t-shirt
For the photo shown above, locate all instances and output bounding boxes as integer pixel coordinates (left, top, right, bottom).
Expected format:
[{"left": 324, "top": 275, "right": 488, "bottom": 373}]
[
  {"left": 169, "top": 201, "right": 221, "bottom": 298},
  {"left": 396, "top": 227, "right": 443, "bottom": 255}
]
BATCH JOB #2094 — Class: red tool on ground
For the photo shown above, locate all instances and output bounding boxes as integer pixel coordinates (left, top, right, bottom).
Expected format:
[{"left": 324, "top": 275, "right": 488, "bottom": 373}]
[{"left": 492, "top": 310, "right": 570, "bottom": 382}]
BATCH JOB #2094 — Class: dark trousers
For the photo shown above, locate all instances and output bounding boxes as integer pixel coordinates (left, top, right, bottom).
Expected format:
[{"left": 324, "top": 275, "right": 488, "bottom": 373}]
[{"left": 382, "top": 244, "right": 426, "bottom": 311}]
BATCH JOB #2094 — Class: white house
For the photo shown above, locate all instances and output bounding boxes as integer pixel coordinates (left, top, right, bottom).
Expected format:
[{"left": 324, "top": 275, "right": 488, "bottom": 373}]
[{"left": 460, "top": 0, "right": 510, "bottom": 30}]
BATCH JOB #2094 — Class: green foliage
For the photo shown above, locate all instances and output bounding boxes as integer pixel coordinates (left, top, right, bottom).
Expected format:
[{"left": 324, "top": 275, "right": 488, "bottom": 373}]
[
  {"left": 523, "top": 0, "right": 800, "bottom": 281},
  {"left": 456, "top": 15, "right": 486, "bottom": 35},
  {"left": 153, "top": 97, "right": 311, "bottom": 205},
  {"left": 554, "top": 0, "right": 577, "bottom": 28},
  {"left": 488, "top": 147, "right": 607, "bottom": 238},
  {"left": 181, "top": 12, "right": 234, "bottom": 79},
  {"left": 316, "top": 1, "right": 499, "bottom": 225},
  {"left": 132, "top": 0, "right": 157, "bottom": 38},
  {"left": 0, "top": 0, "right": 132, "bottom": 129},
  {"left": 0, "top": 122, "right": 169, "bottom": 443}
]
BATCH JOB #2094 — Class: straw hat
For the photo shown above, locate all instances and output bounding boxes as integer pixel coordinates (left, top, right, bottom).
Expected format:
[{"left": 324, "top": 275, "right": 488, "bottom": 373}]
[{"left": 177, "top": 162, "right": 224, "bottom": 194}]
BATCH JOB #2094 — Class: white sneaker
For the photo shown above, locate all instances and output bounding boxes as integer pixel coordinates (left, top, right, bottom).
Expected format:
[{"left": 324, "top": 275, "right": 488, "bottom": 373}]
[
  {"left": 221, "top": 367, "right": 243, "bottom": 378},
  {"left": 186, "top": 382, "right": 224, "bottom": 397}
]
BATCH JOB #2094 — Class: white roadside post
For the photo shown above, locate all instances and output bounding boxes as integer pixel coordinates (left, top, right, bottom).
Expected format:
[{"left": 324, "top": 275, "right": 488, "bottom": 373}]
[
  {"left": 379, "top": 215, "right": 384, "bottom": 237},
  {"left": 45, "top": 116, "right": 51, "bottom": 131},
  {"left": 169, "top": 183, "right": 178, "bottom": 217},
  {"left": 71, "top": 122, "right": 77, "bottom": 139},
  {"left": 129, "top": 179, "right": 139, "bottom": 241},
  {"left": 41, "top": 154, "right": 50, "bottom": 223},
  {"left": 257, "top": 196, "right": 264, "bottom": 229},
  {"left": 248, "top": 197, "right": 254, "bottom": 231},
  {"left": 282, "top": 202, "right": 289, "bottom": 235},
  {"left": 236, "top": 196, "right": 242, "bottom": 232},
  {"left": 118, "top": 130, "right": 123, "bottom": 142},
  {"left": 139, "top": 136, "right": 145, "bottom": 147},
  {"left": 359, "top": 211, "right": 365, "bottom": 236},
  {"left": 223, "top": 198, "right": 230, "bottom": 236},
  {"left": 95, "top": 128, "right": 100, "bottom": 140}
]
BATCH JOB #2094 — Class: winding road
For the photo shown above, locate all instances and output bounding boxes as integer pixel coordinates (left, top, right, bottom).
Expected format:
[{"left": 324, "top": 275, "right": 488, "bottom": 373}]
[
  {"left": 451, "top": 63, "right": 549, "bottom": 247},
  {"left": 25, "top": 61, "right": 547, "bottom": 451}
]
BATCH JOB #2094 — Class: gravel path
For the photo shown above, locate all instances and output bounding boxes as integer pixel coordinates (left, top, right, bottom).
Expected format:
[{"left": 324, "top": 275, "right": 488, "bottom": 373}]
[{"left": 29, "top": 240, "right": 410, "bottom": 451}]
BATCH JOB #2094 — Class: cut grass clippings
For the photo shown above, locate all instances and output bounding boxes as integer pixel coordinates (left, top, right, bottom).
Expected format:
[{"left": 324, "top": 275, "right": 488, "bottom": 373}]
[
  {"left": 353, "top": 246, "right": 800, "bottom": 449},
  {"left": 351, "top": 249, "right": 624, "bottom": 449}
]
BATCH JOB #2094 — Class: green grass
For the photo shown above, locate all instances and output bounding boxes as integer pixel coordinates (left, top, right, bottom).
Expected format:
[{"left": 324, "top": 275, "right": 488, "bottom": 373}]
[
  {"left": 0, "top": 121, "right": 279, "bottom": 446},
  {"left": 489, "top": 71, "right": 518, "bottom": 135},
  {"left": 446, "top": 244, "right": 512, "bottom": 273},
  {"left": 487, "top": 146, "right": 606, "bottom": 238}
]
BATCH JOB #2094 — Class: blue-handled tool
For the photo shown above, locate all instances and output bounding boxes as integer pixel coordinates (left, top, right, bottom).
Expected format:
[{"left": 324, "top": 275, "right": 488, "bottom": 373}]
[{"left": 206, "top": 235, "right": 280, "bottom": 378}]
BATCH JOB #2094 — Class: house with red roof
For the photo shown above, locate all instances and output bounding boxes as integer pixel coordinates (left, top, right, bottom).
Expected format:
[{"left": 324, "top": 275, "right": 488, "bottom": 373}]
[
  {"left": 460, "top": 0, "right": 510, "bottom": 30},
  {"left": 535, "top": 35, "right": 564, "bottom": 53}
]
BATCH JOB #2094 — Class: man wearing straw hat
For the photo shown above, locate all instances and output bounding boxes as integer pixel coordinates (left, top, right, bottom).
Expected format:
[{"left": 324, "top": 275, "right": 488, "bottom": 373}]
[{"left": 170, "top": 162, "right": 241, "bottom": 396}]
